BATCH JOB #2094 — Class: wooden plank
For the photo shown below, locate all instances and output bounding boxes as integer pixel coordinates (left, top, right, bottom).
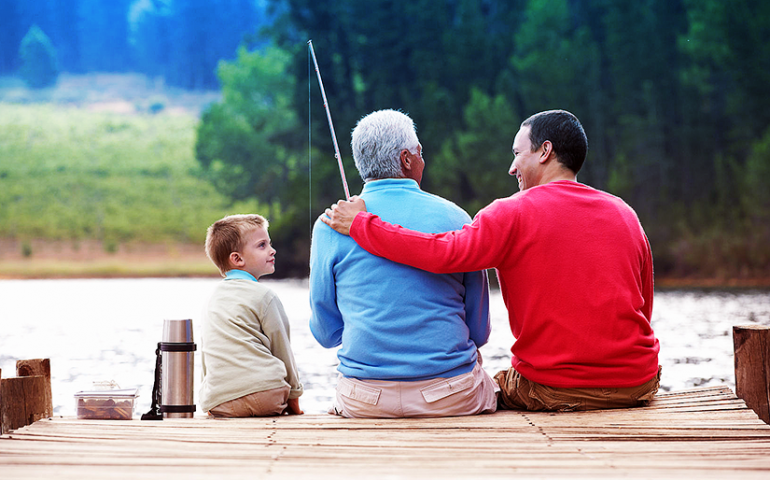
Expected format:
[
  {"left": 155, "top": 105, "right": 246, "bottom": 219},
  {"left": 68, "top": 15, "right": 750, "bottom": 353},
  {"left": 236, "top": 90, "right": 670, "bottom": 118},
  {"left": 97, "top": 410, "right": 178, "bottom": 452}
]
[
  {"left": 734, "top": 325, "right": 770, "bottom": 424},
  {"left": 0, "top": 442, "right": 768, "bottom": 471}
]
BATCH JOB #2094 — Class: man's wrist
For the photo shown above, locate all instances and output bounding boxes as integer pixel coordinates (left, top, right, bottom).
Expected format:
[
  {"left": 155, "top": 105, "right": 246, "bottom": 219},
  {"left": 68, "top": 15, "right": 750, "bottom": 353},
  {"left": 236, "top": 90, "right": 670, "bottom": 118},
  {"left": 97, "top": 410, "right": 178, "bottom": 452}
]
[{"left": 349, "top": 211, "right": 368, "bottom": 238}]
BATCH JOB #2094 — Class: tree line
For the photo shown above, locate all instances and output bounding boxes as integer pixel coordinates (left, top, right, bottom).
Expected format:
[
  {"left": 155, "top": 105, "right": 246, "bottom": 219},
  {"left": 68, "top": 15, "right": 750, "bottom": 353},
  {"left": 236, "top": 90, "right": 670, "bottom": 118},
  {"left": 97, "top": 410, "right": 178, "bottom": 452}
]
[
  {"left": 198, "top": 0, "right": 770, "bottom": 279},
  {"left": 2, "top": 0, "right": 768, "bottom": 280},
  {"left": 0, "top": 0, "right": 270, "bottom": 89}
]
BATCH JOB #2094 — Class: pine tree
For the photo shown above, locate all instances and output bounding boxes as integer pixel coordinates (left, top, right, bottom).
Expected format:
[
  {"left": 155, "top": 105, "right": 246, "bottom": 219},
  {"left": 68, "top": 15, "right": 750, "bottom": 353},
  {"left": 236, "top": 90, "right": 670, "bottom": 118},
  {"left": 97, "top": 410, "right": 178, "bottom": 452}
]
[{"left": 19, "top": 24, "right": 59, "bottom": 88}]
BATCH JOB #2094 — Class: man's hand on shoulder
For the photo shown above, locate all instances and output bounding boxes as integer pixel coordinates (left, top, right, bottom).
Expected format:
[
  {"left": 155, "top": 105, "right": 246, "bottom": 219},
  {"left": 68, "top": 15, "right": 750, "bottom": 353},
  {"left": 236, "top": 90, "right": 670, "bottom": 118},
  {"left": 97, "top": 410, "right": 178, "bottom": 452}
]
[{"left": 320, "top": 196, "right": 367, "bottom": 236}]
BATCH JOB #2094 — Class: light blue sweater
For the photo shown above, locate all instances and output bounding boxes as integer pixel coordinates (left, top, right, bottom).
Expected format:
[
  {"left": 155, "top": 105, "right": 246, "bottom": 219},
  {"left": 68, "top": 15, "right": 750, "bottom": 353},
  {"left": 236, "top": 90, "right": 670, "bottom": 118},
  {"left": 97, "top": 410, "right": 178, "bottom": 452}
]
[{"left": 309, "top": 178, "right": 490, "bottom": 381}]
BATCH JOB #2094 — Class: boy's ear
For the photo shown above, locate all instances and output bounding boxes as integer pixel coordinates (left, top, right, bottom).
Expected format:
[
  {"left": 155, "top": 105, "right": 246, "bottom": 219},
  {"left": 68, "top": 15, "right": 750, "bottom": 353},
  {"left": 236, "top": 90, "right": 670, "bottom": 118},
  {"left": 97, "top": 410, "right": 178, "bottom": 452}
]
[{"left": 229, "top": 251, "right": 244, "bottom": 268}]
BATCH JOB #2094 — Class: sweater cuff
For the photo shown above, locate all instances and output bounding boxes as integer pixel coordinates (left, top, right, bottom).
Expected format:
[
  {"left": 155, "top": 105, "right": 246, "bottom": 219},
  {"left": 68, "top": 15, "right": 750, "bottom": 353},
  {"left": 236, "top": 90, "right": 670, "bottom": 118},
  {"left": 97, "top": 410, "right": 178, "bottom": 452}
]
[
  {"left": 350, "top": 211, "right": 373, "bottom": 239},
  {"left": 289, "top": 386, "right": 304, "bottom": 399}
]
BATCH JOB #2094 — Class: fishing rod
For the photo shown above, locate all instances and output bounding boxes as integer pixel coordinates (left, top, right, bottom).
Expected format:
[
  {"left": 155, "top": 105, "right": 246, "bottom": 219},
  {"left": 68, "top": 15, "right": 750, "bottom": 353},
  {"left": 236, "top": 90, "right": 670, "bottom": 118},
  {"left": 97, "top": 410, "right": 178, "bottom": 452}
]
[{"left": 308, "top": 39, "right": 351, "bottom": 201}]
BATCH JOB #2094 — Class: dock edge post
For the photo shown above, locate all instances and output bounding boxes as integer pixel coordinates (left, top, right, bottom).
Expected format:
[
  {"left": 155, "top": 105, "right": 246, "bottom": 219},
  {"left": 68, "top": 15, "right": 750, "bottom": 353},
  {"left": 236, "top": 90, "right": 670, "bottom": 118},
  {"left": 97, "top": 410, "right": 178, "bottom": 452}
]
[
  {"left": 16, "top": 358, "right": 53, "bottom": 418},
  {"left": 0, "top": 359, "right": 52, "bottom": 434},
  {"left": 0, "top": 368, "right": 3, "bottom": 435},
  {"left": 733, "top": 325, "right": 770, "bottom": 425}
]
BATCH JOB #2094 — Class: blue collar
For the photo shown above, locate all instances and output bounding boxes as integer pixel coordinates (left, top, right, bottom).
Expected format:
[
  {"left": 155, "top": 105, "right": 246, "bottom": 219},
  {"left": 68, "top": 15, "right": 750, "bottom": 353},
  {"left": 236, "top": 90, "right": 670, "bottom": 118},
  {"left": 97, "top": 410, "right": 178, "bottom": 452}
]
[
  {"left": 224, "top": 269, "right": 258, "bottom": 282},
  {"left": 362, "top": 178, "right": 420, "bottom": 193}
]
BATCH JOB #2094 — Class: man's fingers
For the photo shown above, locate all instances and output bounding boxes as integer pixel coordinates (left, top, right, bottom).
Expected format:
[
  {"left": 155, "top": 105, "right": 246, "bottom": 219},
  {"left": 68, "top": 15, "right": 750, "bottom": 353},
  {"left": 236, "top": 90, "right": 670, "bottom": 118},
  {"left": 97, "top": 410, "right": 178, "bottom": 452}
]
[{"left": 318, "top": 197, "right": 362, "bottom": 237}]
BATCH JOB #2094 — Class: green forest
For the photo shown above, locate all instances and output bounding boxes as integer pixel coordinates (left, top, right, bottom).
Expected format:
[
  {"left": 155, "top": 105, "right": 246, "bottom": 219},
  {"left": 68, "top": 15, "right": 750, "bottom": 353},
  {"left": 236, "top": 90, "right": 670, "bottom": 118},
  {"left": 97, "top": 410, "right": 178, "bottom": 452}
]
[
  {"left": 198, "top": 0, "right": 770, "bottom": 280},
  {"left": 2, "top": 0, "right": 770, "bottom": 282}
]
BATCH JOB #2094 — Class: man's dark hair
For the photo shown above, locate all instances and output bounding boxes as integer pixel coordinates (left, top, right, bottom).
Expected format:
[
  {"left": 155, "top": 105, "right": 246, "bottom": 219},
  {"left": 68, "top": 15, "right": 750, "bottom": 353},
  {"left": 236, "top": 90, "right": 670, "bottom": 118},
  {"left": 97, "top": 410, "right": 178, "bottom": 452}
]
[{"left": 522, "top": 110, "right": 588, "bottom": 174}]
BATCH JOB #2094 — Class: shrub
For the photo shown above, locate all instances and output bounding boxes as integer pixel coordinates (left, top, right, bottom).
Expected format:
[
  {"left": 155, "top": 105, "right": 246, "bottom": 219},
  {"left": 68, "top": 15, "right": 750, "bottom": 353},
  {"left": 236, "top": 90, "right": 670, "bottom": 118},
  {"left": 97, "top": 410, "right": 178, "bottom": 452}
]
[
  {"left": 19, "top": 25, "right": 59, "bottom": 89},
  {"left": 21, "top": 241, "right": 33, "bottom": 258},
  {"left": 147, "top": 96, "right": 166, "bottom": 114}
]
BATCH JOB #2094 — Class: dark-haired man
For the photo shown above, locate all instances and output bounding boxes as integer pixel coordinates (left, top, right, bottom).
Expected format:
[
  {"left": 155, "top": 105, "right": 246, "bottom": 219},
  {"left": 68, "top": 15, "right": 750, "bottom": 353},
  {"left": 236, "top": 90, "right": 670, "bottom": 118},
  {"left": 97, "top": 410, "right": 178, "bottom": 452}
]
[{"left": 321, "top": 110, "right": 661, "bottom": 412}]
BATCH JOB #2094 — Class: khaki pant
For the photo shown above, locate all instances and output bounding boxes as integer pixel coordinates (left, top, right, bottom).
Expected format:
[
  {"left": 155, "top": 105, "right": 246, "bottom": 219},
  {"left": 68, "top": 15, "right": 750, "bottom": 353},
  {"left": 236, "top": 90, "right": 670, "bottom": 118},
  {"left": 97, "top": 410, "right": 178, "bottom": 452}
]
[
  {"left": 208, "top": 386, "right": 290, "bottom": 417},
  {"left": 494, "top": 366, "right": 662, "bottom": 412},
  {"left": 333, "top": 360, "right": 498, "bottom": 419}
]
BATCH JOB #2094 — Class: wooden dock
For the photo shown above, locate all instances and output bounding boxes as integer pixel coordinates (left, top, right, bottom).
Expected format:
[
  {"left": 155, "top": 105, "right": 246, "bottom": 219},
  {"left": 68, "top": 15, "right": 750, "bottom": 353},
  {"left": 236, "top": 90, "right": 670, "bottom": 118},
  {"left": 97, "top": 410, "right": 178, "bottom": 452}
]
[{"left": 1, "top": 386, "right": 770, "bottom": 479}]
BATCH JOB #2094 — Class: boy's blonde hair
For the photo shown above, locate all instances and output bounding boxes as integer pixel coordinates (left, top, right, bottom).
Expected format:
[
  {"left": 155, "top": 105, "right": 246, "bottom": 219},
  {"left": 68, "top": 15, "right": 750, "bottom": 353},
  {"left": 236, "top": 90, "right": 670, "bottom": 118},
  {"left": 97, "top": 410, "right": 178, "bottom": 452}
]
[{"left": 205, "top": 214, "right": 269, "bottom": 276}]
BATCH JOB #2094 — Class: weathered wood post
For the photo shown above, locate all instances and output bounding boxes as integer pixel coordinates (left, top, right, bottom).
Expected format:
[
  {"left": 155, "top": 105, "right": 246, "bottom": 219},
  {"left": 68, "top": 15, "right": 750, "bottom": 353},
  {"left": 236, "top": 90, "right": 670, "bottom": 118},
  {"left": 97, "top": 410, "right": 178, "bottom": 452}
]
[
  {"left": 0, "top": 359, "right": 52, "bottom": 434},
  {"left": 16, "top": 358, "right": 53, "bottom": 417},
  {"left": 733, "top": 325, "right": 770, "bottom": 425},
  {"left": 0, "top": 368, "right": 3, "bottom": 434}
]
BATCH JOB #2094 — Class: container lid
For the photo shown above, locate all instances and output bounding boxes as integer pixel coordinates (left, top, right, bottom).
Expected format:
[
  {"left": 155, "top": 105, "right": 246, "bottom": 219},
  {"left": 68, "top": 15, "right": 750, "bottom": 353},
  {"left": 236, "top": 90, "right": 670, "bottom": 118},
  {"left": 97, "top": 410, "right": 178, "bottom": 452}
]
[{"left": 74, "top": 388, "right": 139, "bottom": 399}]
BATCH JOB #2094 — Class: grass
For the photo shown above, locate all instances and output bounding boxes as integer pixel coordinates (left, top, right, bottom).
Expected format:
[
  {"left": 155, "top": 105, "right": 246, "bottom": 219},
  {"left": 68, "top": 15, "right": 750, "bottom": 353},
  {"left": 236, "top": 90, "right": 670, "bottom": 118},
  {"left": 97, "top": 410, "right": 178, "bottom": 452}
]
[
  {"left": 0, "top": 93, "right": 267, "bottom": 277},
  {"left": 0, "top": 102, "right": 262, "bottom": 244}
]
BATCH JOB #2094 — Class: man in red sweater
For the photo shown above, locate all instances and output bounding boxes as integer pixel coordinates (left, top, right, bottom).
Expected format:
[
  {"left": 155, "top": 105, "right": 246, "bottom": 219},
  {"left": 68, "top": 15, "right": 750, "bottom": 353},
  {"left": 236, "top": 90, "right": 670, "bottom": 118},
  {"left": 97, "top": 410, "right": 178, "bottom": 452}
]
[{"left": 321, "top": 109, "right": 660, "bottom": 412}]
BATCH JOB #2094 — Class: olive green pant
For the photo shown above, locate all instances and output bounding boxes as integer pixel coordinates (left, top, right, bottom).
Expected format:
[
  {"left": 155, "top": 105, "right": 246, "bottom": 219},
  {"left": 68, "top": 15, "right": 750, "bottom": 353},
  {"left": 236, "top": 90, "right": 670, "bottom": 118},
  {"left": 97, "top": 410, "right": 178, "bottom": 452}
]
[{"left": 494, "top": 366, "right": 661, "bottom": 412}]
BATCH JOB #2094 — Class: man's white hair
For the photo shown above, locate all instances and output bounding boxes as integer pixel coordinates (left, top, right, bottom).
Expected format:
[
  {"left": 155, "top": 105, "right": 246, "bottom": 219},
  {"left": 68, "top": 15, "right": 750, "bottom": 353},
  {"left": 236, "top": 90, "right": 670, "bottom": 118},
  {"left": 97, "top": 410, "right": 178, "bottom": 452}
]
[{"left": 351, "top": 109, "right": 420, "bottom": 180}]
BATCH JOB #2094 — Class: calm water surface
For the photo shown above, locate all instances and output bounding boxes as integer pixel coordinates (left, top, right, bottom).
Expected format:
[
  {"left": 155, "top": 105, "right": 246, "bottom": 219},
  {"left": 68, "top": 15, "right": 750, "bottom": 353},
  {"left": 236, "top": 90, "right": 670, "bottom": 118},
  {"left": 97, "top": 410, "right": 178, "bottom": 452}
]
[{"left": 1, "top": 278, "right": 768, "bottom": 417}]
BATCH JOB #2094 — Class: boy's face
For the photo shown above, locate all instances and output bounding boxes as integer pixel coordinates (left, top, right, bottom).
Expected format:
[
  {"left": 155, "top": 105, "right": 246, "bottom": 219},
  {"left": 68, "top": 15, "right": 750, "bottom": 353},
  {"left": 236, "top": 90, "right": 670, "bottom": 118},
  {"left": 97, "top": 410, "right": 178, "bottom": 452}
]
[{"left": 231, "top": 226, "right": 276, "bottom": 279}]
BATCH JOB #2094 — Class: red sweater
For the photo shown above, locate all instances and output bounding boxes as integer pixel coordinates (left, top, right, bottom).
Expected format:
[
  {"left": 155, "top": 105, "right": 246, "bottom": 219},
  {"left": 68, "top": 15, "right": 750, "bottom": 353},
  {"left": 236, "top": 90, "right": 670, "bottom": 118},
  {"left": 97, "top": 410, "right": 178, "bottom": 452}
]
[{"left": 350, "top": 180, "right": 659, "bottom": 388}]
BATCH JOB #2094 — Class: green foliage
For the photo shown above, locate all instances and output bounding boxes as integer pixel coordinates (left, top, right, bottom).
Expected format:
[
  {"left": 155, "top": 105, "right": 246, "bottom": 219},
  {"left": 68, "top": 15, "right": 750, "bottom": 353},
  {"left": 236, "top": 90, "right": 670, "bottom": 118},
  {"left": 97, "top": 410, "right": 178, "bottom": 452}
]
[
  {"left": 434, "top": 88, "right": 519, "bottom": 214},
  {"left": 509, "top": 0, "right": 608, "bottom": 186},
  {"left": 0, "top": 103, "right": 251, "bottom": 245},
  {"left": 606, "top": 154, "right": 633, "bottom": 199},
  {"left": 744, "top": 127, "right": 770, "bottom": 224},
  {"left": 19, "top": 25, "right": 59, "bottom": 89},
  {"left": 196, "top": 46, "right": 320, "bottom": 275},
  {"left": 196, "top": 46, "right": 302, "bottom": 204},
  {"left": 512, "top": 0, "right": 601, "bottom": 115},
  {"left": 681, "top": 0, "right": 770, "bottom": 141},
  {"left": 265, "top": 0, "right": 527, "bottom": 195},
  {"left": 197, "top": 0, "right": 770, "bottom": 279}
]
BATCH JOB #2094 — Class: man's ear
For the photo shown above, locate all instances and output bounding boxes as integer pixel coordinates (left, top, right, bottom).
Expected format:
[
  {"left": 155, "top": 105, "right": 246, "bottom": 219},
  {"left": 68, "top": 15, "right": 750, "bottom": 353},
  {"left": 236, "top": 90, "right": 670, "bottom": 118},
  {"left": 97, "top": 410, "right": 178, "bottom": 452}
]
[
  {"left": 399, "top": 149, "right": 414, "bottom": 178},
  {"left": 539, "top": 140, "right": 554, "bottom": 164},
  {"left": 229, "top": 251, "right": 244, "bottom": 268},
  {"left": 400, "top": 149, "right": 411, "bottom": 170}
]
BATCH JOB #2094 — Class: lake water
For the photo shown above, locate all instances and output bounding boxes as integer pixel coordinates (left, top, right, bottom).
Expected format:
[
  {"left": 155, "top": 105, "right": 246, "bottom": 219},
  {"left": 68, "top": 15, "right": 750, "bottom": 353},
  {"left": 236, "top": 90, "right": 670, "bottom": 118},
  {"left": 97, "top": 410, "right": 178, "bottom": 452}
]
[{"left": 1, "top": 278, "right": 769, "bottom": 417}]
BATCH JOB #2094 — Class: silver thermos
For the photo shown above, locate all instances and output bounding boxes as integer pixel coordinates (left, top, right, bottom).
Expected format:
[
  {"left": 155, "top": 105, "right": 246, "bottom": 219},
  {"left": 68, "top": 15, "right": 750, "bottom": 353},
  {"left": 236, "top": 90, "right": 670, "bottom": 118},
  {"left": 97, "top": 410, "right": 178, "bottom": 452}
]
[{"left": 160, "top": 319, "right": 196, "bottom": 418}]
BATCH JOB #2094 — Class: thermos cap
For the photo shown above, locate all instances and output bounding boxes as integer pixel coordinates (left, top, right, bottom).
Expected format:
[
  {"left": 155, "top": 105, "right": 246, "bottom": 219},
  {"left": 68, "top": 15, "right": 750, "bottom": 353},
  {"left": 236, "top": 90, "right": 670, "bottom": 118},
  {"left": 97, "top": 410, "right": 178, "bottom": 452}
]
[{"left": 162, "top": 319, "right": 194, "bottom": 343}]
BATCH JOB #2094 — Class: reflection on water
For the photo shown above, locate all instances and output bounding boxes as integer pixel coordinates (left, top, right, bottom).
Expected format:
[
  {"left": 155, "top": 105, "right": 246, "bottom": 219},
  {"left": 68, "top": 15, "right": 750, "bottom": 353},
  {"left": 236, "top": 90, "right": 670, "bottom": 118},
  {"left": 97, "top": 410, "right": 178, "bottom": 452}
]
[{"left": 0, "top": 278, "right": 769, "bottom": 416}]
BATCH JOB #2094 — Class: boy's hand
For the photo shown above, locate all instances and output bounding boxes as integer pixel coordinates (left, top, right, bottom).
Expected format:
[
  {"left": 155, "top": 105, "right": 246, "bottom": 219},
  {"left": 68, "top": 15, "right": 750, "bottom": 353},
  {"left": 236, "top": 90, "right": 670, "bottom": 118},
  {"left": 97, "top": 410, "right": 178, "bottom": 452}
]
[{"left": 284, "top": 398, "right": 303, "bottom": 415}]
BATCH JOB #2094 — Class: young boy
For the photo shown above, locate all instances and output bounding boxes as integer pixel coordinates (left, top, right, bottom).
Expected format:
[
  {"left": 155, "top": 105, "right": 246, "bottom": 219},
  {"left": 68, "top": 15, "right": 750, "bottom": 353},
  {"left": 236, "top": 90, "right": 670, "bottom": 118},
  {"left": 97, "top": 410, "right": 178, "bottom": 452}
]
[{"left": 199, "top": 214, "right": 303, "bottom": 417}]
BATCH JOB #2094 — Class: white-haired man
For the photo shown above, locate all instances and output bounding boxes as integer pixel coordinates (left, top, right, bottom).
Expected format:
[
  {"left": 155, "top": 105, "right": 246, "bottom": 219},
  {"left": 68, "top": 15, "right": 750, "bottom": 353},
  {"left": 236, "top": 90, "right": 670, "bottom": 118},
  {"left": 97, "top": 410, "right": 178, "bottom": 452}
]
[{"left": 309, "top": 109, "right": 497, "bottom": 418}]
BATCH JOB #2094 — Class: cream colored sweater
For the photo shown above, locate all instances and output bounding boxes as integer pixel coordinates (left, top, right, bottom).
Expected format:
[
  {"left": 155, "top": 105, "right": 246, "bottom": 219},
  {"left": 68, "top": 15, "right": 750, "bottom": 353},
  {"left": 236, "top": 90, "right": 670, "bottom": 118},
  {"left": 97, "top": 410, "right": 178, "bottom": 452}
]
[{"left": 199, "top": 278, "right": 303, "bottom": 412}]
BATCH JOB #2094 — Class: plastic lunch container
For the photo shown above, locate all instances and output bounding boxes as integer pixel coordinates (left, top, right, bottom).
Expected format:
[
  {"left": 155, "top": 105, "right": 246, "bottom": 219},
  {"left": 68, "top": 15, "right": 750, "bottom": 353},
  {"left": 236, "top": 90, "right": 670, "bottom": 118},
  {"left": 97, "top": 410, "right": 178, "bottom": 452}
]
[{"left": 74, "top": 388, "right": 139, "bottom": 420}]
